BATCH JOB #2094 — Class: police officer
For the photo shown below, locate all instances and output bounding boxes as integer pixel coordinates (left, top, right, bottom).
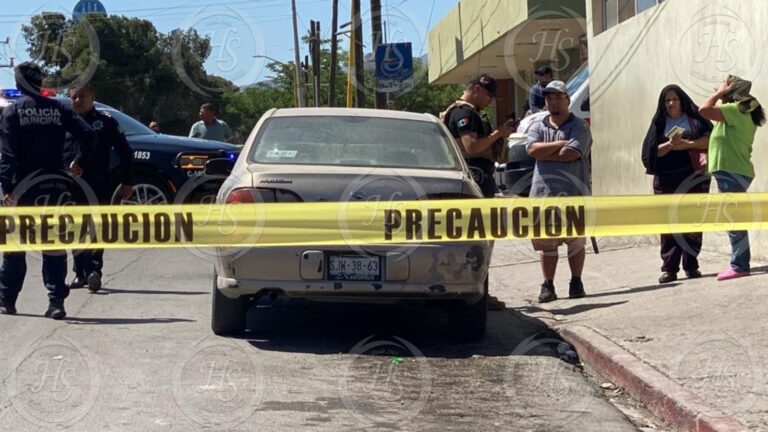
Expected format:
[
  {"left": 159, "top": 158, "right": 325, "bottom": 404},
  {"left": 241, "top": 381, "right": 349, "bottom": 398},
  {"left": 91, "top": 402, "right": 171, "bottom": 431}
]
[
  {"left": 66, "top": 84, "right": 134, "bottom": 292},
  {"left": 444, "top": 74, "right": 516, "bottom": 198},
  {"left": 443, "top": 74, "right": 515, "bottom": 311},
  {"left": 0, "top": 62, "right": 95, "bottom": 319}
]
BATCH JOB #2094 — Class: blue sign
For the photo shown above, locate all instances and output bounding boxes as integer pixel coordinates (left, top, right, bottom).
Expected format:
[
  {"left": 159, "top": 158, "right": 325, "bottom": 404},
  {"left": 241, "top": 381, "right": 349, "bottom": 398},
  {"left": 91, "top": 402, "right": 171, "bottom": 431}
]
[
  {"left": 375, "top": 43, "right": 414, "bottom": 93},
  {"left": 73, "top": 0, "right": 107, "bottom": 22}
]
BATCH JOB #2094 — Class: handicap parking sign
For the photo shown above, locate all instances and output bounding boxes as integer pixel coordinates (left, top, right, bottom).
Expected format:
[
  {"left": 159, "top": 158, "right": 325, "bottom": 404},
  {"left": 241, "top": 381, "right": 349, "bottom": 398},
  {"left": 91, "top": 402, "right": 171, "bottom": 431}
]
[{"left": 375, "top": 42, "right": 415, "bottom": 93}]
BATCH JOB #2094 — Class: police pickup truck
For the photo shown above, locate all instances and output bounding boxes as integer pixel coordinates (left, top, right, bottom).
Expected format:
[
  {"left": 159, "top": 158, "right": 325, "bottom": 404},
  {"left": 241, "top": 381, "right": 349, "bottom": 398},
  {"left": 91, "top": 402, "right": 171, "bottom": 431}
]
[{"left": 0, "top": 89, "right": 240, "bottom": 204}]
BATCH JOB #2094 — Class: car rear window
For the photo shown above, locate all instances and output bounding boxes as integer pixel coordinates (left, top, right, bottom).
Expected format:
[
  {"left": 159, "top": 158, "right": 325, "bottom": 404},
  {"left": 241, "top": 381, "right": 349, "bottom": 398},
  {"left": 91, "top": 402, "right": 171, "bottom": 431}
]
[
  {"left": 250, "top": 116, "right": 462, "bottom": 169},
  {"left": 99, "top": 108, "right": 155, "bottom": 136}
]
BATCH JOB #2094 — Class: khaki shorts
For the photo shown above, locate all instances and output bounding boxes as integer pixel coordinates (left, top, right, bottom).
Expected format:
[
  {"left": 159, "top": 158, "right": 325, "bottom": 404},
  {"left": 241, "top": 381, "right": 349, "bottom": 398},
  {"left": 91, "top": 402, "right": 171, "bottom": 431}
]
[{"left": 531, "top": 237, "right": 587, "bottom": 252}]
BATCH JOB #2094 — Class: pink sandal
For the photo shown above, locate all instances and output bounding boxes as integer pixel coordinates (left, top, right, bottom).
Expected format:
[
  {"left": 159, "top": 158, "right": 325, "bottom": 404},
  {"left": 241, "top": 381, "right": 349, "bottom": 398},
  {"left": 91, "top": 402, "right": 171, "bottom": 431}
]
[{"left": 717, "top": 268, "right": 750, "bottom": 281}]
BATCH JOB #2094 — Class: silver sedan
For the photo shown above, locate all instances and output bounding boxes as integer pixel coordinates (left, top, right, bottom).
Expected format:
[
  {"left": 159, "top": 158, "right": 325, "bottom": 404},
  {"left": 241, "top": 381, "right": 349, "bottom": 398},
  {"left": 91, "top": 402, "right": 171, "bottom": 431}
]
[{"left": 211, "top": 108, "right": 492, "bottom": 339}]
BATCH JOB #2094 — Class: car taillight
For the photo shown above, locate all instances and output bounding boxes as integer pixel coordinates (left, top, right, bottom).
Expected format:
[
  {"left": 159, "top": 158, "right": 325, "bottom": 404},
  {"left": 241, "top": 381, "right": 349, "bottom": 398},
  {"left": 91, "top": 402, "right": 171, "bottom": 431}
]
[
  {"left": 585, "top": 117, "right": 591, "bottom": 125},
  {"left": 40, "top": 88, "right": 57, "bottom": 97},
  {"left": 225, "top": 188, "right": 302, "bottom": 204}
]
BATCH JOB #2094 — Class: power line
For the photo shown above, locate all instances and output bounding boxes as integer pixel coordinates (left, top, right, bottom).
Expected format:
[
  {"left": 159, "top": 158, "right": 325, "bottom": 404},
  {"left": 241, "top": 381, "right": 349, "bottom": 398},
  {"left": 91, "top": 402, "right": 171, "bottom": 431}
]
[
  {"left": 418, "top": 0, "right": 436, "bottom": 57},
  {"left": 0, "top": 0, "right": 325, "bottom": 19}
]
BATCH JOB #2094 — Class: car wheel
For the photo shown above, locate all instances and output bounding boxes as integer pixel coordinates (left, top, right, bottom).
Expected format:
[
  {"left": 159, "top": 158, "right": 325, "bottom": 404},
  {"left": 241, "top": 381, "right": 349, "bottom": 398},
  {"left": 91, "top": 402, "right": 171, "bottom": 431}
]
[
  {"left": 447, "top": 277, "right": 488, "bottom": 341},
  {"left": 211, "top": 273, "right": 250, "bottom": 336},
  {"left": 112, "top": 174, "right": 171, "bottom": 205}
]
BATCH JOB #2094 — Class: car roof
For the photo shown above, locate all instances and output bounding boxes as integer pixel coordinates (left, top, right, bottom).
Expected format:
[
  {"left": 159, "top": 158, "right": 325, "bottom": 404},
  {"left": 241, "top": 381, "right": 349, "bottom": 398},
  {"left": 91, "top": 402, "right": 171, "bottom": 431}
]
[{"left": 270, "top": 107, "right": 439, "bottom": 123}]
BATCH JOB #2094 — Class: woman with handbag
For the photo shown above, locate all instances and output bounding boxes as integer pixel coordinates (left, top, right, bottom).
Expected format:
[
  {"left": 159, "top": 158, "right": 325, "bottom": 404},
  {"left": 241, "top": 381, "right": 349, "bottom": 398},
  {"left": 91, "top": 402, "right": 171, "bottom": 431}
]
[
  {"left": 699, "top": 76, "right": 766, "bottom": 281},
  {"left": 642, "top": 85, "right": 713, "bottom": 284}
]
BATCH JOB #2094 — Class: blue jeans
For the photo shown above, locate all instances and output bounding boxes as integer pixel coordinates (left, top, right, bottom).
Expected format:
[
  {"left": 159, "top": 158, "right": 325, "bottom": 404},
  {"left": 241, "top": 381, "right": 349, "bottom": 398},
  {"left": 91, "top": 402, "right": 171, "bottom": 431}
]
[{"left": 713, "top": 171, "right": 753, "bottom": 272}]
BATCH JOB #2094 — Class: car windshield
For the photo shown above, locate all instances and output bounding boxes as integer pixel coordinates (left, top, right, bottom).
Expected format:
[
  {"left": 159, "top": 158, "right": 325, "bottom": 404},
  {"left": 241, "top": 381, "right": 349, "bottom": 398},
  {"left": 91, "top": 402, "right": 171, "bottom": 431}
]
[
  {"left": 250, "top": 116, "right": 463, "bottom": 170},
  {"left": 565, "top": 63, "right": 589, "bottom": 96},
  {"left": 97, "top": 107, "right": 155, "bottom": 136}
]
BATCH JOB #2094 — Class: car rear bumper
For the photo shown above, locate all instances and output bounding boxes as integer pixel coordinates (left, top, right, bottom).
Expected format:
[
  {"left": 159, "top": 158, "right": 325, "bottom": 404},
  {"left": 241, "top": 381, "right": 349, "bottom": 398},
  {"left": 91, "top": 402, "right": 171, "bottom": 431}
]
[
  {"left": 214, "top": 243, "right": 491, "bottom": 303},
  {"left": 217, "top": 277, "right": 485, "bottom": 303}
]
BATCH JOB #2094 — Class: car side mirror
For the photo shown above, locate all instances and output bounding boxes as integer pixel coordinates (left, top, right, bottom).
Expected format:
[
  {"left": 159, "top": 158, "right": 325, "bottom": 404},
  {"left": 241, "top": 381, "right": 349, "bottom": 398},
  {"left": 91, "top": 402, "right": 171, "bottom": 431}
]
[{"left": 204, "top": 158, "right": 235, "bottom": 176}]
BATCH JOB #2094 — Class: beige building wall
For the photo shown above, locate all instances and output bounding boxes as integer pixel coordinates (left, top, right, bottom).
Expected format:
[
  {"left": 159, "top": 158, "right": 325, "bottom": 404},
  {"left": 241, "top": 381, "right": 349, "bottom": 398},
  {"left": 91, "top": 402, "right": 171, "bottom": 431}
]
[{"left": 587, "top": 0, "right": 768, "bottom": 257}]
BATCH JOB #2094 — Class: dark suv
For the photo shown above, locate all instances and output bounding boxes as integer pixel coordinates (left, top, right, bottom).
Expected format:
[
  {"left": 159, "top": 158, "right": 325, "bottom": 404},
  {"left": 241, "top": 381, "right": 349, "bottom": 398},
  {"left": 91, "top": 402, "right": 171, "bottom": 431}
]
[{"left": 0, "top": 90, "right": 240, "bottom": 204}]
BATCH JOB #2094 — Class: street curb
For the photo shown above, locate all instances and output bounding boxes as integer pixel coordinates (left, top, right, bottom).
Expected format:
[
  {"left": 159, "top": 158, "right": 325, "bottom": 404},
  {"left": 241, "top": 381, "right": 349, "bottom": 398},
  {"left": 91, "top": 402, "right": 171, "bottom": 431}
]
[{"left": 559, "top": 325, "right": 749, "bottom": 432}]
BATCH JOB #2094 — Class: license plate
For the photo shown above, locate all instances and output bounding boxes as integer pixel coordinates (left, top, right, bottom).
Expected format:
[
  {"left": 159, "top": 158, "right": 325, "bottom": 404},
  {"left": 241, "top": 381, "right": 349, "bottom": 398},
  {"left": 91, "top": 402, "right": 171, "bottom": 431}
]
[{"left": 327, "top": 255, "right": 381, "bottom": 281}]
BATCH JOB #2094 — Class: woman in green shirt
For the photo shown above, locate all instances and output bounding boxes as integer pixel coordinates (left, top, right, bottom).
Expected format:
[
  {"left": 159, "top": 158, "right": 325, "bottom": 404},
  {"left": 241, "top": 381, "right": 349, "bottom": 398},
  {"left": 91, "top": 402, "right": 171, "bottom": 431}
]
[{"left": 699, "top": 76, "right": 766, "bottom": 281}]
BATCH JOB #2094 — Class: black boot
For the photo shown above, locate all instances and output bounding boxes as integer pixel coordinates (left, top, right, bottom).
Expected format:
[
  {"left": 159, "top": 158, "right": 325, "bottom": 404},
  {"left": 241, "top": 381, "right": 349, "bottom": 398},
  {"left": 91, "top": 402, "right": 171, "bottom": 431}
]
[
  {"left": 45, "top": 300, "right": 66, "bottom": 320},
  {"left": 658, "top": 272, "right": 677, "bottom": 284},
  {"left": 87, "top": 272, "right": 102, "bottom": 293},
  {"left": 69, "top": 276, "right": 87, "bottom": 289},
  {"left": 0, "top": 298, "right": 16, "bottom": 315}
]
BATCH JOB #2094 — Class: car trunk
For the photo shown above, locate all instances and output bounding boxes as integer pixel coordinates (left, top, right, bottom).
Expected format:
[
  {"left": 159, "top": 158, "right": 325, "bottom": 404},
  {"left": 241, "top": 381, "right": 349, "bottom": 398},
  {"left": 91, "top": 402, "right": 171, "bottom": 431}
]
[{"left": 245, "top": 164, "right": 472, "bottom": 202}]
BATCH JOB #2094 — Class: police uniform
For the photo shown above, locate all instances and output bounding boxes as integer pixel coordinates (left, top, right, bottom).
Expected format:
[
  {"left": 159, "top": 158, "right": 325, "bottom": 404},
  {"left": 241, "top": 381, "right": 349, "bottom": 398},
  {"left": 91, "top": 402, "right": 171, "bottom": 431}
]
[
  {"left": 446, "top": 103, "right": 498, "bottom": 197},
  {"left": 64, "top": 107, "right": 133, "bottom": 283},
  {"left": 0, "top": 90, "right": 95, "bottom": 313}
]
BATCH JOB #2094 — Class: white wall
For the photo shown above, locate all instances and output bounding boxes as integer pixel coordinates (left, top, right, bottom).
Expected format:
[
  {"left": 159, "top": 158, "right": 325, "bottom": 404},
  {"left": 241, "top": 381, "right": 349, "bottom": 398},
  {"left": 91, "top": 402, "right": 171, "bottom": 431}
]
[{"left": 587, "top": 0, "right": 768, "bottom": 258}]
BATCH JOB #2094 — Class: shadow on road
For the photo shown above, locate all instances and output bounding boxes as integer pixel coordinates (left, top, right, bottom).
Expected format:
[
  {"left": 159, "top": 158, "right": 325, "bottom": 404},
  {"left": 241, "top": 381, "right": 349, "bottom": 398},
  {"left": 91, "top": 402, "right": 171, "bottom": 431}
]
[
  {"left": 65, "top": 317, "right": 196, "bottom": 325},
  {"left": 245, "top": 302, "right": 572, "bottom": 360},
  {"left": 583, "top": 282, "right": 681, "bottom": 299},
  {"left": 96, "top": 288, "right": 208, "bottom": 296}
]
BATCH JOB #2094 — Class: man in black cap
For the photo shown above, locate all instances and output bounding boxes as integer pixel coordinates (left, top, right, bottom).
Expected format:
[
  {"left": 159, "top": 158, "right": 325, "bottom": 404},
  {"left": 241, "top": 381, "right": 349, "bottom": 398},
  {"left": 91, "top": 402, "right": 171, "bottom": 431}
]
[
  {"left": 528, "top": 66, "right": 554, "bottom": 114},
  {"left": 441, "top": 73, "right": 515, "bottom": 310},
  {"left": 0, "top": 62, "right": 95, "bottom": 319},
  {"left": 443, "top": 74, "right": 516, "bottom": 197}
]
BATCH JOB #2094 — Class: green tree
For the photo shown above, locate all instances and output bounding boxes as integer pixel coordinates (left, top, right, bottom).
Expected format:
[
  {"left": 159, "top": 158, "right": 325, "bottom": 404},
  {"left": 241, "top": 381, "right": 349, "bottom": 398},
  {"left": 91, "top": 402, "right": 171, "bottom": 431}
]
[
  {"left": 392, "top": 61, "right": 463, "bottom": 116},
  {"left": 221, "top": 41, "right": 460, "bottom": 139},
  {"left": 22, "top": 14, "right": 236, "bottom": 136}
]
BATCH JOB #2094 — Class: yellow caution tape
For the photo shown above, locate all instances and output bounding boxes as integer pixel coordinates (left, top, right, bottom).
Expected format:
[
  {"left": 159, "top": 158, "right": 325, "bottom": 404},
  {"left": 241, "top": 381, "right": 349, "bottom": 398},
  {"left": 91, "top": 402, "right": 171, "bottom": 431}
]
[{"left": 0, "top": 193, "right": 765, "bottom": 252}]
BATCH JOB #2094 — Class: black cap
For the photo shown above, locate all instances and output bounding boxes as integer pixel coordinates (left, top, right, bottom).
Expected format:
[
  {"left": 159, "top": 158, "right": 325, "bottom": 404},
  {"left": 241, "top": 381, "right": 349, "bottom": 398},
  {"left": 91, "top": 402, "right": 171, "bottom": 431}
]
[
  {"left": 468, "top": 74, "right": 497, "bottom": 97},
  {"left": 534, "top": 65, "right": 554, "bottom": 76},
  {"left": 14, "top": 61, "right": 43, "bottom": 95}
]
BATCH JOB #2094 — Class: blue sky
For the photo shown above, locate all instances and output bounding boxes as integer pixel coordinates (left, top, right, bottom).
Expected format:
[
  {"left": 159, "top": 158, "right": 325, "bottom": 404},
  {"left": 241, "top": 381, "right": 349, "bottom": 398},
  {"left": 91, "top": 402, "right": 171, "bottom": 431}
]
[{"left": 0, "top": 0, "right": 456, "bottom": 89}]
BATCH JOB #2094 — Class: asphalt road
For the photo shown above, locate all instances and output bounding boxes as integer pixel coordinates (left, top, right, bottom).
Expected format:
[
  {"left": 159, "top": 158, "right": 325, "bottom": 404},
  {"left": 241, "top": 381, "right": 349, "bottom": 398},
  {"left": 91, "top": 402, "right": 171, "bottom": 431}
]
[{"left": 0, "top": 248, "right": 639, "bottom": 431}]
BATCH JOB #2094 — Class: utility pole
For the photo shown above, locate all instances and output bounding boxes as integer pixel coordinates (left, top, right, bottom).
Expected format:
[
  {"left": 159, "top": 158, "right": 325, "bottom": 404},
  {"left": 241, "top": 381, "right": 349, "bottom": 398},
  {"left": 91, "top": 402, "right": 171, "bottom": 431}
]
[
  {"left": 0, "top": 37, "right": 14, "bottom": 68},
  {"left": 352, "top": 0, "right": 365, "bottom": 108},
  {"left": 309, "top": 20, "right": 321, "bottom": 107},
  {"left": 328, "top": 0, "right": 339, "bottom": 107},
  {"left": 370, "top": 0, "right": 386, "bottom": 109},
  {"left": 291, "top": 0, "right": 307, "bottom": 107}
]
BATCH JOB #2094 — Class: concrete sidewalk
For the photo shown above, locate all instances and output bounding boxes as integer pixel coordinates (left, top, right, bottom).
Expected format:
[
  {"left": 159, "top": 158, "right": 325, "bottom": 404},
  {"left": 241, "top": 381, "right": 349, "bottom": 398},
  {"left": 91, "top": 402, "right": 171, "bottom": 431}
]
[{"left": 490, "top": 237, "right": 768, "bottom": 431}]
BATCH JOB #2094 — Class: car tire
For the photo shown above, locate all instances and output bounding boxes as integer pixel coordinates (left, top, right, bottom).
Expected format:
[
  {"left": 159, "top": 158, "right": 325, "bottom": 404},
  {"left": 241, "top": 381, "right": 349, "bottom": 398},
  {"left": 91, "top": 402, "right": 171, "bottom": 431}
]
[
  {"left": 112, "top": 173, "right": 172, "bottom": 205},
  {"left": 211, "top": 274, "right": 250, "bottom": 336},
  {"left": 447, "top": 277, "right": 488, "bottom": 341}
]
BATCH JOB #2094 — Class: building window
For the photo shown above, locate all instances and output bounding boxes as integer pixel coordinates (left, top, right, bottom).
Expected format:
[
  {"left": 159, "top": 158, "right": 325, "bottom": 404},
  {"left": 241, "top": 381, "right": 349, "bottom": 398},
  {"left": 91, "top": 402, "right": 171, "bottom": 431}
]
[
  {"left": 636, "top": 0, "right": 663, "bottom": 13},
  {"left": 602, "top": 0, "right": 663, "bottom": 32},
  {"left": 604, "top": 0, "right": 618, "bottom": 30}
]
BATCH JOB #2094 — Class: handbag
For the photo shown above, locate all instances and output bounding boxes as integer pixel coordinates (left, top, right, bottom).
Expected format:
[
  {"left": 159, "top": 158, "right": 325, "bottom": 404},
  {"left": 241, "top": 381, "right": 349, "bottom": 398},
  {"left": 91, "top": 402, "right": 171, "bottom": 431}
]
[{"left": 686, "top": 117, "right": 707, "bottom": 174}]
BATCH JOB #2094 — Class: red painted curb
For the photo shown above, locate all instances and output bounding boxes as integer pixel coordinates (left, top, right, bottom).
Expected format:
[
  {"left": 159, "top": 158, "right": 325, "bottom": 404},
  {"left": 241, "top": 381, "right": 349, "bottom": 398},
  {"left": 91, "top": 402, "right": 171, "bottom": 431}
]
[{"left": 560, "top": 326, "right": 749, "bottom": 432}]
